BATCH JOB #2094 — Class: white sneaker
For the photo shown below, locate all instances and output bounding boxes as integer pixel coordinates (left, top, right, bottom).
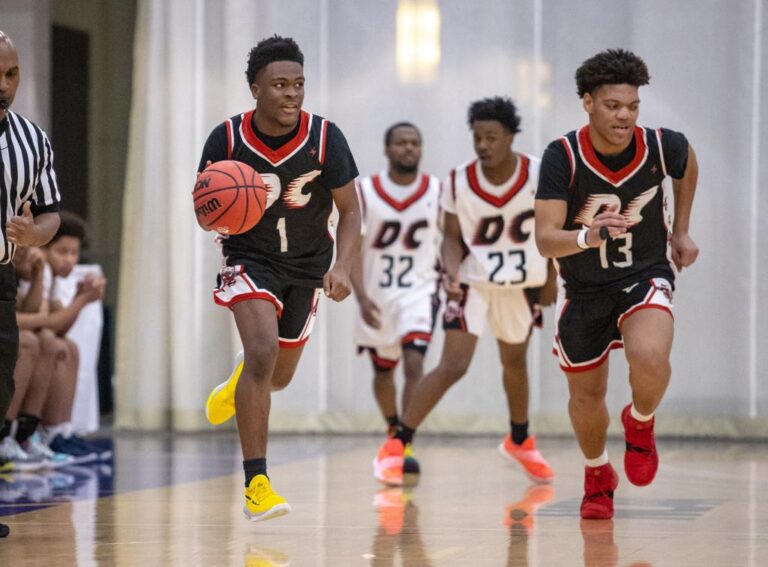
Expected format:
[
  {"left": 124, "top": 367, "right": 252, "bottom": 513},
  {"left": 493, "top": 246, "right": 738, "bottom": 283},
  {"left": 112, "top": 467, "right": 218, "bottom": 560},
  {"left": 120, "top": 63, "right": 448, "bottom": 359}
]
[
  {"left": 22, "top": 433, "right": 75, "bottom": 469},
  {"left": 0, "top": 437, "right": 46, "bottom": 472}
]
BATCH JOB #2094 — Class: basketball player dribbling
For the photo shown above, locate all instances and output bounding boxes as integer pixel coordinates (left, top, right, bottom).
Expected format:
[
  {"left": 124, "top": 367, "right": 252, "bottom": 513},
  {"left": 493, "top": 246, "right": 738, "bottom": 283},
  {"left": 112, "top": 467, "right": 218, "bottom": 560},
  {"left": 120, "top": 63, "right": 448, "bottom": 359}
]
[
  {"left": 375, "top": 98, "right": 556, "bottom": 487},
  {"left": 351, "top": 122, "right": 441, "bottom": 476},
  {"left": 535, "top": 49, "right": 699, "bottom": 519},
  {"left": 196, "top": 35, "right": 360, "bottom": 521}
]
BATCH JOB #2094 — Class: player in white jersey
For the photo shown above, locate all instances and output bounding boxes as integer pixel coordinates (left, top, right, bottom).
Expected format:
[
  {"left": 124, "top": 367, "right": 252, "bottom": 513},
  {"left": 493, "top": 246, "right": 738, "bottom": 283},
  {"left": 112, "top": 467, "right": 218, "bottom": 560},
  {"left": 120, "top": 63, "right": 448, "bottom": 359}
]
[
  {"left": 374, "top": 98, "right": 556, "bottom": 487},
  {"left": 352, "top": 123, "right": 441, "bottom": 475}
]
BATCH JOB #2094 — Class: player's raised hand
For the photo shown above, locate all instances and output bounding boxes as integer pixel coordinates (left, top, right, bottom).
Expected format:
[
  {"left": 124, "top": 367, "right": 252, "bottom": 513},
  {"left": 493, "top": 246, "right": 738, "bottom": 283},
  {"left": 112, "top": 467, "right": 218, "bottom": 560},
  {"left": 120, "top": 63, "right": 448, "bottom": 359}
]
[
  {"left": 323, "top": 265, "right": 351, "bottom": 302},
  {"left": 6, "top": 202, "right": 38, "bottom": 246},
  {"left": 358, "top": 296, "right": 382, "bottom": 329},
  {"left": 670, "top": 232, "right": 699, "bottom": 271}
]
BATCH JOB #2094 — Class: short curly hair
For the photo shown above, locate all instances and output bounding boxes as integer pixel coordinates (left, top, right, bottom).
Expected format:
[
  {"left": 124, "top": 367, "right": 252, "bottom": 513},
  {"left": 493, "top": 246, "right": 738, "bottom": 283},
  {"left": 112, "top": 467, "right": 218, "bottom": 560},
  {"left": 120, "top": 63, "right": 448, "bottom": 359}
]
[
  {"left": 467, "top": 97, "right": 521, "bottom": 134},
  {"left": 48, "top": 210, "right": 87, "bottom": 246},
  {"left": 245, "top": 35, "right": 304, "bottom": 85},
  {"left": 575, "top": 49, "right": 650, "bottom": 98}
]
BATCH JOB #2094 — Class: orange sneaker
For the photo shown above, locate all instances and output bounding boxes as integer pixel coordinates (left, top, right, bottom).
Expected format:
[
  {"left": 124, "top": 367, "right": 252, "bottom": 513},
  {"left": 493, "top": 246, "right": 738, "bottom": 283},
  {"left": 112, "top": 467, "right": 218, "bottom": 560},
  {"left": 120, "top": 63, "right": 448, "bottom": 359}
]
[
  {"left": 499, "top": 435, "right": 554, "bottom": 484},
  {"left": 504, "top": 484, "right": 555, "bottom": 533},
  {"left": 373, "top": 438, "right": 404, "bottom": 486}
]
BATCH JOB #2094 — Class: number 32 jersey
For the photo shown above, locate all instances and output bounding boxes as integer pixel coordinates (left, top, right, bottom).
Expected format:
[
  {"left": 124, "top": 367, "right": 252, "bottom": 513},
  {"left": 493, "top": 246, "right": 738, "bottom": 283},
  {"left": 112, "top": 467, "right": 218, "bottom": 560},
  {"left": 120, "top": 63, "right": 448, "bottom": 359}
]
[
  {"left": 442, "top": 154, "right": 548, "bottom": 289},
  {"left": 357, "top": 171, "right": 441, "bottom": 302},
  {"left": 198, "top": 110, "right": 358, "bottom": 287}
]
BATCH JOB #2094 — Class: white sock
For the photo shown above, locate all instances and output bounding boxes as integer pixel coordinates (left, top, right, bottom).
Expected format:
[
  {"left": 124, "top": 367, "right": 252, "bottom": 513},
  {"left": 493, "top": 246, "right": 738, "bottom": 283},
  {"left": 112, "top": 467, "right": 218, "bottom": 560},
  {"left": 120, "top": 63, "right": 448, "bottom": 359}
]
[
  {"left": 585, "top": 450, "right": 609, "bottom": 468},
  {"left": 630, "top": 404, "right": 654, "bottom": 422}
]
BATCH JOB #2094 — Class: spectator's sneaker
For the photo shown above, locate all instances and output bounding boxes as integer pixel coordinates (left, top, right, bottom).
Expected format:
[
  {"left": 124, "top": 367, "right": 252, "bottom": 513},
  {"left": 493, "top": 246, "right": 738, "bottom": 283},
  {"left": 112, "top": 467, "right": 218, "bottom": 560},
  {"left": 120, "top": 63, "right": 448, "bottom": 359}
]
[
  {"left": 243, "top": 475, "right": 291, "bottom": 522},
  {"left": 205, "top": 350, "right": 244, "bottom": 425},
  {"left": 67, "top": 435, "right": 112, "bottom": 461},
  {"left": 48, "top": 434, "right": 98, "bottom": 464},
  {"left": 581, "top": 463, "right": 619, "bottom": 520},
  {"left": 403, "top": 443, "right": 420, "bottom": 475},
  {"left": 0, "top": 522, "right": 8, "bottom": 538},
  {"left": 22, "top": 433, "right": 75, "bottom": 469},
  {"left": 499, "top": 435, "right": 554, "bottom": 484},
  {"left": 0, "top": 437, "right": 45, "bottom": 472},
  {"left": 373, "top": 438, "right": 404, "bottom": 486},
  {"left": 622, "top": 404, "right": 658, "bottom": 486},
  {"left": 504, "top": 484, "right": 555, "bottom": 533}
]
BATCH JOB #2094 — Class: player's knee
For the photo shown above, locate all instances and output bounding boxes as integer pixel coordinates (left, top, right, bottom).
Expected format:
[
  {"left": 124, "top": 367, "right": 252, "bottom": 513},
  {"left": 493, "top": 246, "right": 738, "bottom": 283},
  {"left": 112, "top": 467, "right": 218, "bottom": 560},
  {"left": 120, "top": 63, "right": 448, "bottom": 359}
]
[
  {"left": 569, "top": 383, "right": 608, "bottom": 405},
  {"left": 19, "top": 330, "right": 40, "bottom": 356},
  {"left": 36, "top": 328, "right": 58, "bottom": 353},
  {"left": 242, "top": 342, "right": 279, "bottom": 379},
  {"left": 627, "top": 347, "right": 670, "bottom": 378}
]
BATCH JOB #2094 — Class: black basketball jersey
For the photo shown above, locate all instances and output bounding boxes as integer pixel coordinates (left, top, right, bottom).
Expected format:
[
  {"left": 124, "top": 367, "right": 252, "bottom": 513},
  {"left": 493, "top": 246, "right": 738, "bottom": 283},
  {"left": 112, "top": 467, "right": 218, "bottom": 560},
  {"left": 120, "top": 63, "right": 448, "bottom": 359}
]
[
  {"left": 537, "top": 126, "right": 688, "bottom": 297},
  {"left": 198, "top": 110, "right": 358, "bottom": 286}
]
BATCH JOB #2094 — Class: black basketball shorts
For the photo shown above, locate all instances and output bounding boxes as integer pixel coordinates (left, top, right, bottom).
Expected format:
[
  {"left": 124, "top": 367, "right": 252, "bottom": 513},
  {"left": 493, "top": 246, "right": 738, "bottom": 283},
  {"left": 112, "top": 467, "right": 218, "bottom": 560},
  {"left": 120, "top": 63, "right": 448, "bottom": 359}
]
[
  {"left": 213, "top": 263, "right": 320, "bottom": 348},
  {"left": 553, "top": 277, "right": 673, "bottom": 372}
]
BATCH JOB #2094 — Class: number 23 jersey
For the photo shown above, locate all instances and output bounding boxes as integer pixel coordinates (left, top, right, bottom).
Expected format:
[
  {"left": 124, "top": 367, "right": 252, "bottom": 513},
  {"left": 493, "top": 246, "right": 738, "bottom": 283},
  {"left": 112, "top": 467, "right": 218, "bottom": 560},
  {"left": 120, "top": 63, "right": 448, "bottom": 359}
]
[
  {"left": 198, "top": 110, "right": 358, "bottom": 287},
  {"left": 442, "top": 153, "right": 548, "bottom": 289}
]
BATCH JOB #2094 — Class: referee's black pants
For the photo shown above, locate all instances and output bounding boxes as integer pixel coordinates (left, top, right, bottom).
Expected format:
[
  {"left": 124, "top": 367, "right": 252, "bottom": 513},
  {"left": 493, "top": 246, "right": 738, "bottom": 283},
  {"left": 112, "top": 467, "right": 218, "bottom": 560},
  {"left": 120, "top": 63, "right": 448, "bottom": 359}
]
[{"left": 0, "top": 265, "right": 18, "bottom": 420}]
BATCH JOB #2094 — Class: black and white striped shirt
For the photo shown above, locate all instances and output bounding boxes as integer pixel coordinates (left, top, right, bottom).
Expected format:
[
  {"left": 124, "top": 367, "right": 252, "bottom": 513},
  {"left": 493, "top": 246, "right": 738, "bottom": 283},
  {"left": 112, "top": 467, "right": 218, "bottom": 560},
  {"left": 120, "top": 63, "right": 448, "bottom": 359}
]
[{"left": 0, "top": 111, "right": 61, "bottom": 264}]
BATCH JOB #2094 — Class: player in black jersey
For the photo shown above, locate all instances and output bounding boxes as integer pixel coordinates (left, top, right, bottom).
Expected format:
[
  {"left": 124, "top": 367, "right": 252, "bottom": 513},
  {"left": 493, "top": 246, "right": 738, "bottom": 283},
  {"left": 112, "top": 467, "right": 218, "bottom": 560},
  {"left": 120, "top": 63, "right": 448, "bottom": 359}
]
[
  {"left": 197, "top": 36, "right": 360, "bottom": 522},
  {"left": 535, "top": 49, "right": 699, "bottom": 520}
]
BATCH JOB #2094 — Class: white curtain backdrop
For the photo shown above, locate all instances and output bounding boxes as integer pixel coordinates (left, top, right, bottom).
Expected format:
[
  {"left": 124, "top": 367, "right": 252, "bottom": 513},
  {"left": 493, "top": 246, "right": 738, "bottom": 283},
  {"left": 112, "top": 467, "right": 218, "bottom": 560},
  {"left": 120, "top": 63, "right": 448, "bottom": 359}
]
[{"left": 117, "top": 0, "right": 768, "bottom": 435}]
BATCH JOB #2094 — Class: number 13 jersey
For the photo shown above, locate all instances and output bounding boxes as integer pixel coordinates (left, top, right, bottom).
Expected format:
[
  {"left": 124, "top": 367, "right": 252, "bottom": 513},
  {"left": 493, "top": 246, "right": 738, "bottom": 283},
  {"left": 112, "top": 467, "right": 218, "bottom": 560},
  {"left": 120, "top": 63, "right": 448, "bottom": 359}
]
[
  {"left": 442, "top": 153, "right": 548, "bottom": 290},
  {"left": 536, "top": 126, "right": 689, "bottom": 297},
  {"left": 198, "top": 110, "right": 358, "bottom": 287}
]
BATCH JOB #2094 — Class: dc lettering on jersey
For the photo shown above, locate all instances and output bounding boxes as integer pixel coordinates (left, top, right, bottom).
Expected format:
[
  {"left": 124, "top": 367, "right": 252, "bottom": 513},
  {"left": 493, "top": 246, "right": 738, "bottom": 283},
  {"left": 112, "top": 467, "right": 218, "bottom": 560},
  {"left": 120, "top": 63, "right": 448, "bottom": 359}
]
[
  {"left": 447, "top": 155, "right": 547, "bottom": 288},
  {"left": 358, "top": 172, "right": 441, "bottom": 295}
]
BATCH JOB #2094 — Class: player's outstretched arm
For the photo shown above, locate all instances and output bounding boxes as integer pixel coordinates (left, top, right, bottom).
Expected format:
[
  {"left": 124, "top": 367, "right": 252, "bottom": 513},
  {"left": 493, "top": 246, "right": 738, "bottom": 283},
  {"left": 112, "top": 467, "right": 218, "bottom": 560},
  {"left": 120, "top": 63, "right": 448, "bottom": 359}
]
[
  {"left": 670, "top": 144, "right": 699, "bottom": 271},
  {"left": 325, "top": 181, "right": 361, "bottom": 302}
]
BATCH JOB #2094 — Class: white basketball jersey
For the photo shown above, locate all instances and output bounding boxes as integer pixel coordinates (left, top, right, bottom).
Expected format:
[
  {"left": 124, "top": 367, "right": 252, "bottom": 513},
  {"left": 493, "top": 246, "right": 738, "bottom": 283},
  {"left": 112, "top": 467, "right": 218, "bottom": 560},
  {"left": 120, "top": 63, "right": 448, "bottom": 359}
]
[
  {"left": 442, "top": 153, "right": 547, "bottom": 289},
  {"left": 357, "top": 171, "right": 441, "bottom": 302}
]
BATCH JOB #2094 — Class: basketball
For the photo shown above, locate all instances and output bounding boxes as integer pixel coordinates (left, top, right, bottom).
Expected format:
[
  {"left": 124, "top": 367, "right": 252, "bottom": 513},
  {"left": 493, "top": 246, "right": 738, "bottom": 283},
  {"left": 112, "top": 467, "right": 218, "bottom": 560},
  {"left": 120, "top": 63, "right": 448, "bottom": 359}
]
[{"left": 193, "top": 160, "right": 267, "bottom": 235}]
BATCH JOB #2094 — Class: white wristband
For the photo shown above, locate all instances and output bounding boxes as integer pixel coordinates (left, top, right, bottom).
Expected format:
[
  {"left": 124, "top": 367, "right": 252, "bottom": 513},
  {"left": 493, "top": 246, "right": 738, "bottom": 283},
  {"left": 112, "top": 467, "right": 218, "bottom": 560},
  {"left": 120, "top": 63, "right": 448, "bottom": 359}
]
[{"left": 576, "top": 227, "right": 590, "bottom": 250}]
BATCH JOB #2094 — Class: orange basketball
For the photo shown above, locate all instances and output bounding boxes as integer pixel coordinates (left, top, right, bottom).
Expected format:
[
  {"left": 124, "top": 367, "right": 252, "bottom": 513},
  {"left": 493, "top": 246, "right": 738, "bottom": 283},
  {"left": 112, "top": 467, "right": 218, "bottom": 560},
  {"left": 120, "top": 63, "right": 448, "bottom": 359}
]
[{"left": 193, "top": 160, "right": 267, "bottom": 235}]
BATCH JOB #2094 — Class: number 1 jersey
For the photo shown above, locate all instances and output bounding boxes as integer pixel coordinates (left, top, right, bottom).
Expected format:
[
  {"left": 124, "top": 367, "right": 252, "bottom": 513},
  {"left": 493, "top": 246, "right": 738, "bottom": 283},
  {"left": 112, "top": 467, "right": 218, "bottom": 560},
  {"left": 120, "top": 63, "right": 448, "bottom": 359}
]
[{"left": 198, "top": 110, "right": 358, "bottom": 287}]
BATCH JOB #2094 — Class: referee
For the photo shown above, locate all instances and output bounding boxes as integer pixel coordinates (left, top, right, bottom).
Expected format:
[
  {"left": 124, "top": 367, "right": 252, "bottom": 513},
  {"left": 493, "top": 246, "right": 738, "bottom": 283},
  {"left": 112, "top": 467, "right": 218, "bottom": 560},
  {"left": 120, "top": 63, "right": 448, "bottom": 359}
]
[{"left": 0, "top": 31, "right": 62, "bottom": 539}]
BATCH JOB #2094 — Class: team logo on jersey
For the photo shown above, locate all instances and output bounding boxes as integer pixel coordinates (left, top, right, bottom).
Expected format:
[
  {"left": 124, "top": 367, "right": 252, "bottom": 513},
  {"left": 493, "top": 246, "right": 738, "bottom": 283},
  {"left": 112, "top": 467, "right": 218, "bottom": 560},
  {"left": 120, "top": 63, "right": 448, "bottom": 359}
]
[
  {"left": 471, "top": 210, "right": 535, "bottom": 246},
  {"left": 372, "top": 219, "right": 429, "bottom": 250},
  {"left": 573, "top": 186, "right": 658, "bottom": 226},
  {"left": 283, "top": 170, "right": 322, "bottom": 209},
  {"left": 657, "top": 282, "right": 673, "bottom": 302}
]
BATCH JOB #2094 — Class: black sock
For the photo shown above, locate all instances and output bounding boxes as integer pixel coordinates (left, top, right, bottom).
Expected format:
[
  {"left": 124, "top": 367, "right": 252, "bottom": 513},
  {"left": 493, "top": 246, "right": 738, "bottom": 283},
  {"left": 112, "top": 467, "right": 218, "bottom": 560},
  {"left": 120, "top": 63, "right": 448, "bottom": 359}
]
[
  {"left": 511, "top": 421, "right": 529, "bottom": 445},
  {"left": 0, "top": 420, "right": 10, "bottom": 440},
  {"left": 394, "top": 424, "right": 416, "bottom": 446},
  {"left": 15, "top": 414, "right": 40, "bottom": 445},
  {"left": 244, "top": 458, "right": 267, "bottom": 487},
  {"left": 386, "top": 415, "right": 399, "bottom": 428}
]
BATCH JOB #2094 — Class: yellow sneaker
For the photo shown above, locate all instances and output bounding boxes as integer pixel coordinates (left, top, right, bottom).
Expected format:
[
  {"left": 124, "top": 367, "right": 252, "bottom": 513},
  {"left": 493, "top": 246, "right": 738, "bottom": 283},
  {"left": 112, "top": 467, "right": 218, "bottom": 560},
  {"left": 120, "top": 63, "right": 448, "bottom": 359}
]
[
  {"left": 244, "top": 474, "right": 291, "bottom": 522},
  {"left": 205, "top": 351, "right": 244, "bottom": 425},
  {"left": 403, "top": 443, "right": 420, "bottom": 475}
]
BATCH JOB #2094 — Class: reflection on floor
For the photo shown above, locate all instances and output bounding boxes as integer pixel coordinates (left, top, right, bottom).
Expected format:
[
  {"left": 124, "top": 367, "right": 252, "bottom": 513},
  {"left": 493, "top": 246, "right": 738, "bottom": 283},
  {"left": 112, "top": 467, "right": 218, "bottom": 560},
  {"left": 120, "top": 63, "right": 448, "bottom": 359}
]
[{"left": 1, "top": 433, "right": 767, "bottom": 566}]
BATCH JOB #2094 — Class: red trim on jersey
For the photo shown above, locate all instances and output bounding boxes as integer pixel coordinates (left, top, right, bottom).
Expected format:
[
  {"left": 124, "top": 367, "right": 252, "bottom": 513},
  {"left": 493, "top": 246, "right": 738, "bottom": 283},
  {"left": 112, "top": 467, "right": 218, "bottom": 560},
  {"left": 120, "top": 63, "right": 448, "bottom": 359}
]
[
  {"left": 214, "top": 291, "right": 284, "bottom": 318},
  {"left": 279, "top": 336, "right": 310, "bottom": 349},
  {"left": 372, "top": 173, "right": 430, "bottom": 212},
  {"left": 577, "top": 126, "right": 647, "bottom": 185},
  {"left": 318, "top": 119, "right": 329, "bottom": 164},
  {"left": 557, "top": 338, "right": 623, "bottom": 373},
  {"left": 225, "top": 119, "right": 234, "bottom": 160},
  {"left": 370, "top": 351, "right": 399, "bottom": 369},
  {"left": 655, "top": 128, "right": 668, "bottom": 177},
  {"left": 466, "top": 155, "right": 530, "bottom": 208},
  {"left": 401, "top": 331, "right": 432, "bottom": 345},
  {"left": 241, "top": 110, "right": 311, "bottom": 165},
  {"left": 559, "top": 137, "right": 575, "bottom": 188}
]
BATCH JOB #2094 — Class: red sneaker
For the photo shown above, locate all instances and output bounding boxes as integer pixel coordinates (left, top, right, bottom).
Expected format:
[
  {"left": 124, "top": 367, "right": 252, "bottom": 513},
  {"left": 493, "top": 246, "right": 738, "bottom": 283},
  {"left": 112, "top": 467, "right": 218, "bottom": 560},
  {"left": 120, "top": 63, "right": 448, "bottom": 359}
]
[
  {"left": 621, "top": 404, "right": 658, "bottom": 486},
  {"left": 373, "top": 438, "right": 404, "bottom": 486},
  {"left": 581, "top": 463, "right": 619, "bottom": 520}
]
